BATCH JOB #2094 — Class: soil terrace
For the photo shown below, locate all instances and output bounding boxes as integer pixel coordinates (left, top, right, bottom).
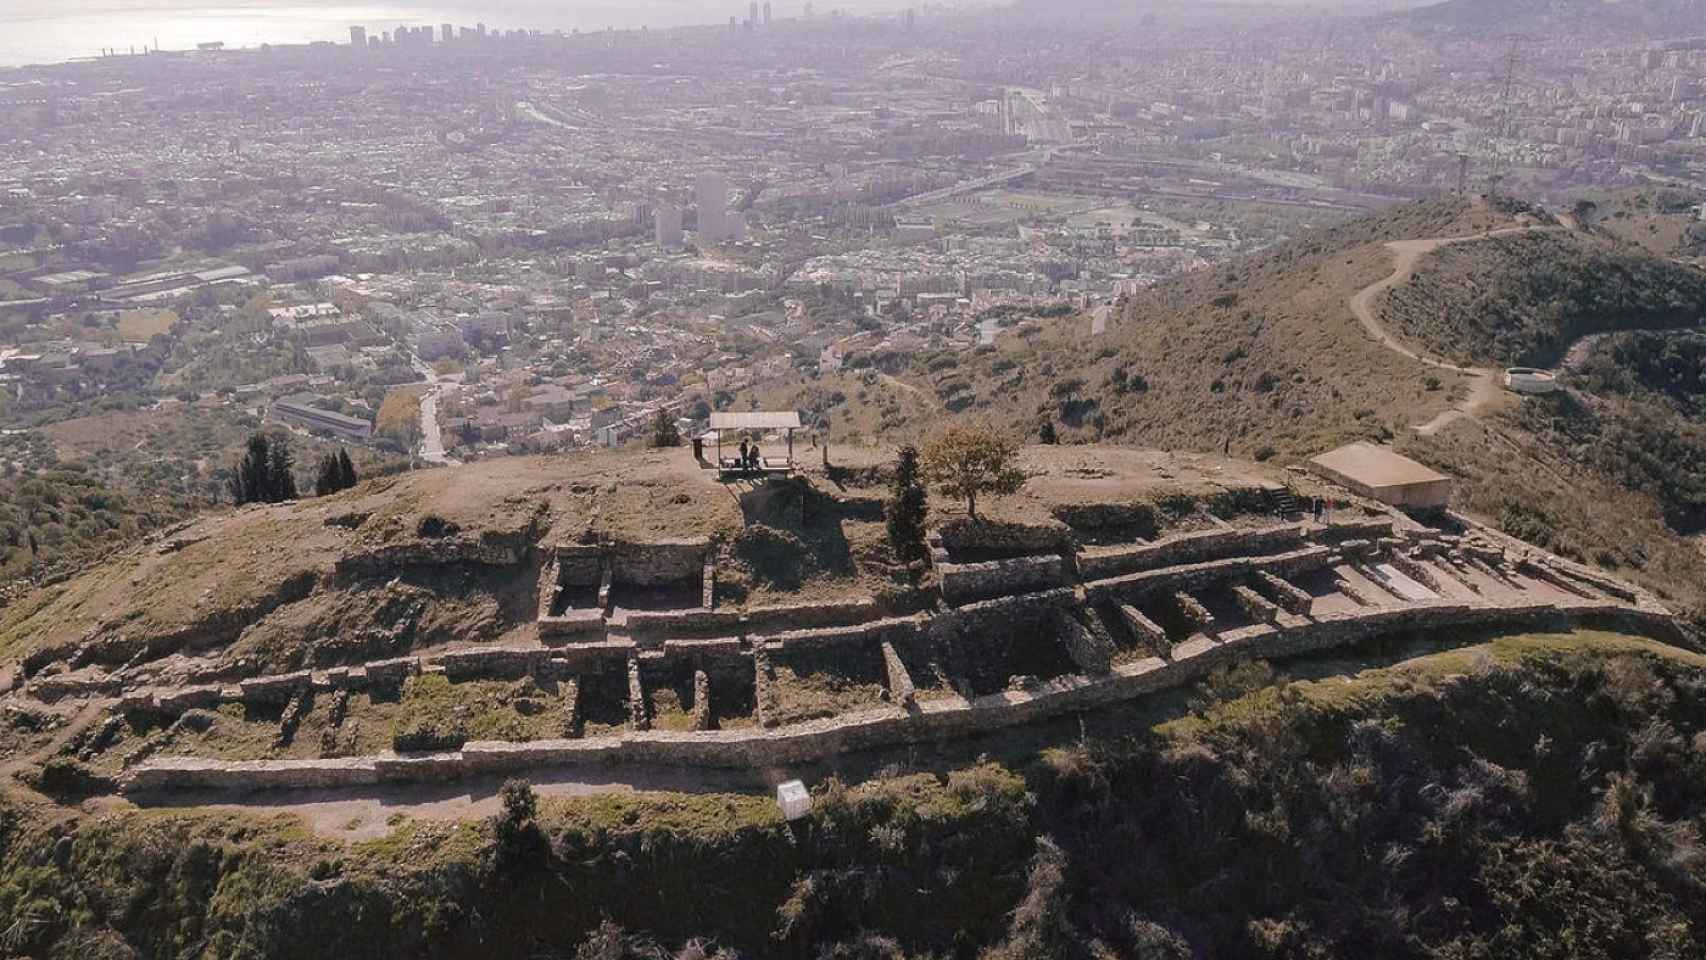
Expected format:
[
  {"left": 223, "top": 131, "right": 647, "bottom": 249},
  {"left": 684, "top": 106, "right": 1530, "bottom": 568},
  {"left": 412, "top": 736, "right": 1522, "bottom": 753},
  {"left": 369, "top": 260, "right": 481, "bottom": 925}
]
[{"left": 0, "top": 444, "right": 1680, "bottom": 807}]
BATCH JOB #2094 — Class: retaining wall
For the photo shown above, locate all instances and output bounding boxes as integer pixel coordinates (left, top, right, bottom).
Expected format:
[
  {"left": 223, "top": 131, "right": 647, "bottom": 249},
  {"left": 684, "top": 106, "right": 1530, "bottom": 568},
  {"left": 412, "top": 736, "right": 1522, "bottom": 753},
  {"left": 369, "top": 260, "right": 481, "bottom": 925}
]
[
  {"left": 762, "top": 615, "right": 925, "bottom": 654},
  {"left": 538, "top": 609, "right": 607, "bottom": 640},
  {"left": 746, "top": 597, "right": 882, "bottom": 632},
  {"left": 935, "top": 518, "right": 1073, "bottom": 560},
  {"left": 1077, "top": 524, "right": 1307, "bottom": 580},
  {"left": 1084, "top": 546, "right": 1334, "bottom": 604},
  {"left": 939, "top": 555, "right": 1069, "bottom": 605},
  {"left": 609, "top": 539, "right": 709, "bottom": 586},
  {"left": 555, "top": 544, "right": 605, "bottom": 586},
  {"left": 121, "top": 597, "right": 1661, "bottom": 794},
  {"left": 336, "top": 530, "right": 533, "bottom": 573}
]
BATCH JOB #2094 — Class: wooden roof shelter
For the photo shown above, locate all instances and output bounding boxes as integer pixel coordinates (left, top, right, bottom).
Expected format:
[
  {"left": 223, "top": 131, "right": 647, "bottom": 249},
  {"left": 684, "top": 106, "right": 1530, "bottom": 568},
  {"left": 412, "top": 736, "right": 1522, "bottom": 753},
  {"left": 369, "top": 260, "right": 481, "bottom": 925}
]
[{"left": 707, "top": 411, "right": 803, "bottom": 479}]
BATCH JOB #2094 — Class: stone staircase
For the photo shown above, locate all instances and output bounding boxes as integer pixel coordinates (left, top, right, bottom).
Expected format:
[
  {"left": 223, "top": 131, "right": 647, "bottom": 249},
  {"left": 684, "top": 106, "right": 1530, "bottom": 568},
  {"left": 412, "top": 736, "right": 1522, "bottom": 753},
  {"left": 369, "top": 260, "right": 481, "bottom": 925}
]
[{"left": 1264, "top": 485, "right": 1305, "bottom": 518}]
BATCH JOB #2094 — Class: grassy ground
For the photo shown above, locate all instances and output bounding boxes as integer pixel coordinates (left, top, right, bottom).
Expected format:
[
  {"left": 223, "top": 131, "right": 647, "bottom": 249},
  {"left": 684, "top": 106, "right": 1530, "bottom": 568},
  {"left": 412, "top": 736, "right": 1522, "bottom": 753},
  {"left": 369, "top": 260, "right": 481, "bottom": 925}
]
[{"left": 115, "top": 309, "right": 178, "bottom": 341}]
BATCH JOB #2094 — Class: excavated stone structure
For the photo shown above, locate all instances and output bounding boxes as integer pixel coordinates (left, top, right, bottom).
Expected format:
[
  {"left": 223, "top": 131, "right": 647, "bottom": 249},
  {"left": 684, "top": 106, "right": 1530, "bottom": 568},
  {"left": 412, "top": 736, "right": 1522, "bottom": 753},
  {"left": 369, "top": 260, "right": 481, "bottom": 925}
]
[{"left": 14, "top": 506, "right": 1677, "bottom": 798}]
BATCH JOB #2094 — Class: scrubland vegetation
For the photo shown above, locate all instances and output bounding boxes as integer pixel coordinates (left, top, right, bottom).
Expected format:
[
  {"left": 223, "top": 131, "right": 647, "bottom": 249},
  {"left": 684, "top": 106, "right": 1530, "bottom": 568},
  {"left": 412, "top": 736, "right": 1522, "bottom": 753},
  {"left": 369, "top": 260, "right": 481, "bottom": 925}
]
[{"left": 9, "top": 630, "right": 1706, "bottom": 958}]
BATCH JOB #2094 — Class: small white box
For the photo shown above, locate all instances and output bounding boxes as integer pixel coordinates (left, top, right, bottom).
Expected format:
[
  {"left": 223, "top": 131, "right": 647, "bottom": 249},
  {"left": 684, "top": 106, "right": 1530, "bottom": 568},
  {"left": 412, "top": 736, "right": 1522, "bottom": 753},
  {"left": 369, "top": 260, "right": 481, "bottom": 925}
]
[{"left": 776, "top": 779, "right": 812, "bottom": 821}]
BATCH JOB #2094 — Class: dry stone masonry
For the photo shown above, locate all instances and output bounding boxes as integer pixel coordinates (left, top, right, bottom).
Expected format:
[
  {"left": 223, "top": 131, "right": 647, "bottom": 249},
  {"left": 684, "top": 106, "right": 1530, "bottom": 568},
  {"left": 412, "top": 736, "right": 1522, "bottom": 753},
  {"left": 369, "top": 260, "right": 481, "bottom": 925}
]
[{"left": 42, "top": 511, "right": 1677, "bottom": 797}]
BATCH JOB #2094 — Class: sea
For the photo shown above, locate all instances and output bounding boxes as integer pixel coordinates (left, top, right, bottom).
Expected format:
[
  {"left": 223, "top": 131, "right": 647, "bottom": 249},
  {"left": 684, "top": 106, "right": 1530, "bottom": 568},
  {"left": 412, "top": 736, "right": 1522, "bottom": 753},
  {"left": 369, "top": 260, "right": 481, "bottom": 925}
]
[{"left": 0, "top": 0, "right": 926, "bottom": 68}]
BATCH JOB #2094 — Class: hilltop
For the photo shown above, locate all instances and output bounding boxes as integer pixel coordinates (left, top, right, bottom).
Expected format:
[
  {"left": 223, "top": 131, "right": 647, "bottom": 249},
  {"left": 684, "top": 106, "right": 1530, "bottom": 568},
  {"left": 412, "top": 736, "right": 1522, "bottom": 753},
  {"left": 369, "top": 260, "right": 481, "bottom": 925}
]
[{"left": 0, "top": 194, "right": 1703, "bottom": 959}]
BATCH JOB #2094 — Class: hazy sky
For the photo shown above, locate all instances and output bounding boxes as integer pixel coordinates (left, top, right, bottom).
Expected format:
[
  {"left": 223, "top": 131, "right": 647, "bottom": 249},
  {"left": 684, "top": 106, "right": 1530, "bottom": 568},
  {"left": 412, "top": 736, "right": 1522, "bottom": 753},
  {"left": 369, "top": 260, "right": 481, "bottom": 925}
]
[
  {"left": 0, "top": 0, "right": 1434, "bottom": 67},
  {"left": 0, "top": 0, "right": 965, "bottom": 66}
]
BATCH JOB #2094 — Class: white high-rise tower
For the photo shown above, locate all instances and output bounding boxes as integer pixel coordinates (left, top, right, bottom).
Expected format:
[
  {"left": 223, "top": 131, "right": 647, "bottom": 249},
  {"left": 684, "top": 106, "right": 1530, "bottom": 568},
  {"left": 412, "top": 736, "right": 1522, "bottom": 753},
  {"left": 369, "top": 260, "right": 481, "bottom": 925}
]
[{"left": 697, "top": 173, "right": 730, "bottom": 242}]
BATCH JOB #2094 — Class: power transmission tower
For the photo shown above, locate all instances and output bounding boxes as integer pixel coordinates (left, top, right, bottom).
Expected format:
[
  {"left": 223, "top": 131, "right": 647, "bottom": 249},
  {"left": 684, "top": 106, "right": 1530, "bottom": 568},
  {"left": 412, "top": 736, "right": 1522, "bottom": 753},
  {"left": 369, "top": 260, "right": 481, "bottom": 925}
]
[
  {"left": 1497, "top": 35, "right": 1530, "bottom": 140},
  {"left": 1477, "top": 33, "right": 1531, "bottom": 196}
]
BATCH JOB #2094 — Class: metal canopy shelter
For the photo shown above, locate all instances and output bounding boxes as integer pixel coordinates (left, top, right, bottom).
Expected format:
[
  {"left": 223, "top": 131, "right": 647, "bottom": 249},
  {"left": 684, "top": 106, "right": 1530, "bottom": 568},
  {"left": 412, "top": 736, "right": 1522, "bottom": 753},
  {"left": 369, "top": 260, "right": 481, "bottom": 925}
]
[{"left": 708, "top": 411, "right": 803, "bottom": 477}]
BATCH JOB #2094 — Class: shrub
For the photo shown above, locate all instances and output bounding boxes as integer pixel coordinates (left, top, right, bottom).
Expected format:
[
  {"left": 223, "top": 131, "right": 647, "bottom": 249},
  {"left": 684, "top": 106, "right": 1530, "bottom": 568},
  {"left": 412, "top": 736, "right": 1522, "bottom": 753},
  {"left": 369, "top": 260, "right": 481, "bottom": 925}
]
[
  {"left": 417, "top": 515, "right": 460, "bottom": 538},
  {"left": 27, "top": 757, "right": 114, "bottom": 799},
  {"left": 494, "top": 778, "right": 543, "bottom": 867}
]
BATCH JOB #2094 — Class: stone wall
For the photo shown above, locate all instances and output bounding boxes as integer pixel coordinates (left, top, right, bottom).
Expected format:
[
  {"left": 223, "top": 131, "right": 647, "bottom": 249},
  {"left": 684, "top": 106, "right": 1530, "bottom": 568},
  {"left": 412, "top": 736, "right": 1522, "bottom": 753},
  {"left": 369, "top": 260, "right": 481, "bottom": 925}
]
[
  {"left": 660, "top": 636, "right": 748, "bottom": 666},
  {"left": 1252, "top": 571, "right": 1314, "bottom": 615},
  {"left": 437, "top": 646, "right": 544, "bottom": 681},
  {"left": 621, "top": 608, "right": 744, "bottom": 636},
  {"left": 762, "top": 615, "right": 925, "bottom": 654},
  {"left": 537, "top": 609, "right": 607, "bottom": 641},
  {"left": 336, "top": 529, "right": 534, "bottom": 574},
  {"left": 1084, "top": 546, "right": 1334, "bottom": 604},
  {"left": 935, "top": 518, "right": 1073, "bottom": 560},
  {"left": 1115, "top": 603, "right": 1167, "bottom": 650},
  {"left": 746, "top": 597, "right": 882, "bottom": 632},
  {"left": 1315, "top": 518, "right": 1396, "bottom": 544},
  {"left": 1078, "top": 524, "right": 1306, "bottom": 580},
  {"left": 938, "top": 555, "right": 1069, "bottom": 605},
  {"left": 928, "top": 588, "right": 1078, "bottom": 645},
  {"left": 1056, "top": 611, "right": 1112, "bottom": 674},
  {"left": 239, "top": 671, "right": 312, "bottom": 705},
  {"left": 540, "top": 642, "right": 633, "bottom": 676},
  {"left": 1232, "top": 585, "right": 1281, "bottom": 624},
  {"left": 880, "top": 640, "right": 916, "bottom": 707},
  {"left": 609, "top": 539, "right": 709, "bottom": 586},
  {"left": 555, "top": 544, "right": 605, "bottom": 586},
  {"left": 121, "top": 595, "right": 1666, "bottom": 795}
]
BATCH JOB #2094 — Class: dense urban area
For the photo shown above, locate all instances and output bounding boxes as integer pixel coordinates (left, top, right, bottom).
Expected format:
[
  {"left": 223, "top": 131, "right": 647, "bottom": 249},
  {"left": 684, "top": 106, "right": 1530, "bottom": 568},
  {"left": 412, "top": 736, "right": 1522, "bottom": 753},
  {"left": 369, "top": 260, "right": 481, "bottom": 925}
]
[
  {"left": 5, "top": 2, "right": 1706, "bottom": 496},
  {"left": 4, "top": 0, "right": 1706, "bottom": 957}
]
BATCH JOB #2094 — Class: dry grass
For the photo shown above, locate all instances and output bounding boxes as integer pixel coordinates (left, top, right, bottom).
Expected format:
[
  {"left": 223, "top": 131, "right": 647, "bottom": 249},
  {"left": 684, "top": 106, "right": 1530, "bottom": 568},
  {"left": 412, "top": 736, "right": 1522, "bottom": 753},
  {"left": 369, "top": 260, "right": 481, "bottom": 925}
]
[{"left": 115, "top": 309, "right": 178, "bottom": 341}]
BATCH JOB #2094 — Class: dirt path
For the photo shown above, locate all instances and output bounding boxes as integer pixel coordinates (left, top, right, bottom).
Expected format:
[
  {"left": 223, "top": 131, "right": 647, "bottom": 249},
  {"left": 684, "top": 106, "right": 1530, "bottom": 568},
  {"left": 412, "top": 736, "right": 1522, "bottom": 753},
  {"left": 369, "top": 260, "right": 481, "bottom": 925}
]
[
  {"left": 1347, "top": 224, "right": 1563, "bottom": 436},
  {"left": 879, "top": 372, "right": 937, "bottom": 409},
  {"left": 117, "top": 763, "right": 771, "bottom": 840}
]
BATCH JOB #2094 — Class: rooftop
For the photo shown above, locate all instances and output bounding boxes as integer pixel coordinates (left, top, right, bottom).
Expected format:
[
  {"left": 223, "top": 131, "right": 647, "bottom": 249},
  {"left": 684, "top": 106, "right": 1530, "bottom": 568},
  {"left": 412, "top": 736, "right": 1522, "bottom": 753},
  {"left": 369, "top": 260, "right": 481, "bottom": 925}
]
[{"left": 1308, "top": 442, "right": 1450, "bottom": 489}]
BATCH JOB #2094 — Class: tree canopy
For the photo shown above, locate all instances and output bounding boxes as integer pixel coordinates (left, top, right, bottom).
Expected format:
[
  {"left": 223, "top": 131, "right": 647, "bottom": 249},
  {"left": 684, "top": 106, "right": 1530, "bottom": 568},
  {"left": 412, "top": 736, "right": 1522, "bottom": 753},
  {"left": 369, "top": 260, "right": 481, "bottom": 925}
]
[{"left": 920, "top": 425, "right": 1026, "bottom": 519}]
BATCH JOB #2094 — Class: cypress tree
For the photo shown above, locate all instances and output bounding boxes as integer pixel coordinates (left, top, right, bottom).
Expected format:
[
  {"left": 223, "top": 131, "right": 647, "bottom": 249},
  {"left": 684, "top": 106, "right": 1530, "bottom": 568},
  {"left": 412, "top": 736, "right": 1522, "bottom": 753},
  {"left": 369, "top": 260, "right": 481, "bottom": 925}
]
[
  {"left": 886, "top": 444, "right": 929, "bottom": 563},
  {"left": 231, "top": 433, "right": 271, "bottom": 505},
  {"left": 315, "top": 453, "right": 341, "bottom": 497},
  {"left": 337, "top": 448, "right": 358, "bottom": 490},
  {"left": 267, "top": 438, "right": 297, "bottom": 502}
]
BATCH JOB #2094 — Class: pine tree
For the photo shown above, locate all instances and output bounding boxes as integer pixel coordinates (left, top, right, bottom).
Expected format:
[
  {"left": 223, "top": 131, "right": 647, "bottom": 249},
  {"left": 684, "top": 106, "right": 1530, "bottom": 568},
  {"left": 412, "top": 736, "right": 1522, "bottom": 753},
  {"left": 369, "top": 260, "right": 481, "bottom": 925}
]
[
  {"left": 886, "top": 444, "right": 929, "bottom": 563},
  {"left": 336, "top": 448, "right": 358, "bottom": 490},
  {"left": 651, "top": 409, "right": 682, "bottom": 448}
]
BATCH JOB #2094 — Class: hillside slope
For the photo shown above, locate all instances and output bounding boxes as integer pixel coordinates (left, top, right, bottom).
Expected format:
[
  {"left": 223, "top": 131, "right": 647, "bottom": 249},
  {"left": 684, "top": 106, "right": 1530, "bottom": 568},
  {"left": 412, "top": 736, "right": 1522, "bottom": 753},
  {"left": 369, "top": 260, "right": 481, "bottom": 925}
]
[
  {"left": 0, "top": 451, "right": 745, "bottom": 673},
  {"left": 6, "top": 629, "right": 1706, "bottom": 957},
  {"left": 1376, "top": 229, "right": 1706, "bottom": 367},
  {"left": 830, "top": 195, "right": 1706, "bottom": 612},
  {"left": 862, "top": 196, "right": 1527, "bottom": 458},
  {"left": 1405, "top": 0, "right": 1706, "bottom": 35}
]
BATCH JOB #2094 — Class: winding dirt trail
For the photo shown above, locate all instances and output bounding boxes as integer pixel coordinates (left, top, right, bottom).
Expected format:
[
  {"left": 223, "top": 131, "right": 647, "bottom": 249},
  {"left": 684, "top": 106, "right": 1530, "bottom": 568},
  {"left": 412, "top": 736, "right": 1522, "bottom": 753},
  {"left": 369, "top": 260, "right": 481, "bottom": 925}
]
[{"left": 1347, "top": 224, "right": 1564, "bottom": 435}]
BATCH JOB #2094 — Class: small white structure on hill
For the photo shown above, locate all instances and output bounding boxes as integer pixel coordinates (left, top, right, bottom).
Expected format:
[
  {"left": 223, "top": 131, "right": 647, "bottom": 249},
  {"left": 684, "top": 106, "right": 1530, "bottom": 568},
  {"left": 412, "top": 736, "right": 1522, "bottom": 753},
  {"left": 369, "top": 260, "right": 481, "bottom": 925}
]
[
  {"left": 1504, "top": 368, "right": 1559, "bottom": 395},
  {"left": 1309, "top": 442, "right": 1452, "bottom": 512},
  {"left": 776, "top": 780, "right": 812, "bottom": 821}
]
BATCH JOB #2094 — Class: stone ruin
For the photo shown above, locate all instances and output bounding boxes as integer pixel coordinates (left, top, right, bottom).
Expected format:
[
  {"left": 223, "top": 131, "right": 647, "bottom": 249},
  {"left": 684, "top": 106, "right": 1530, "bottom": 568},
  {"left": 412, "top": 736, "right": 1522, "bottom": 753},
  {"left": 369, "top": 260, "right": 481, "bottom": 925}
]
[{"left": 10, "top": 489, "right": 1685, "bottom": 798}]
